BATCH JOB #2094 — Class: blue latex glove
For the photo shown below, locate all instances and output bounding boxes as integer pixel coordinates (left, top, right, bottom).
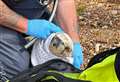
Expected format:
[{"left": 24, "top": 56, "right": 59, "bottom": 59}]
[
  {"left": 26, "top": 19, "right": 63, "bottom": 39},
  {"left": 73, "top": 42, "right": 83, "bottom": 69}
]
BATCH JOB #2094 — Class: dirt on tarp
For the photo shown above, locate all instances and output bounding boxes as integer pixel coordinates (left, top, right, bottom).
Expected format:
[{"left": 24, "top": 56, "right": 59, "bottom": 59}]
[{"left": 75, "top": 0, "right": 120, "bottom": 68}]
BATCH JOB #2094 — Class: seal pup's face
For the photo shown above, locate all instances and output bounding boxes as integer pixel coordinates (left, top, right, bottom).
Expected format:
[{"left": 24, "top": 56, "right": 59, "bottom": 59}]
[{"left": 49, "top": 33, "right": 73, "bottom": 60}]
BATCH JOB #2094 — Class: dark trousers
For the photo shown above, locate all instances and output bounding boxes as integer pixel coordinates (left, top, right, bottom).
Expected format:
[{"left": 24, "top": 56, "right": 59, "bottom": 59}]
[
  {"left": 0, "top": 0, "right": 45, "bottom": 80},
  {"left": 0, "top": 26, "right": 30, "bottom": 80}
]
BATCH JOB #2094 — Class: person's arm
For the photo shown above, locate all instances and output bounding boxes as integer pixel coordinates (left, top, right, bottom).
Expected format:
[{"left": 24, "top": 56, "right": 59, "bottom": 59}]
[
  {"left": 0, "top": 0, "right": 27, "bottom": 33},
  {"left": 0, "top": 0, "right": 62, "bottom": 39},
  {"left": 56, "top": 0, "right": 83, "bottom": 69},
  {"left": 56, "top": 0, "right": 79, "bottom": 43}
]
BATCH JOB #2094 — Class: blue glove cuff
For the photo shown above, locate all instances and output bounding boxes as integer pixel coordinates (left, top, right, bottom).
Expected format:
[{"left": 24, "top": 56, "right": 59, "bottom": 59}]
[{"left": 26, "top": 20, "right": 40, "bottom": 37}]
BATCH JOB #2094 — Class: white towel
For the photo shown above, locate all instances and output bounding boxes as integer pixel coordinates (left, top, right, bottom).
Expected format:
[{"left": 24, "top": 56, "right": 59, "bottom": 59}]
[{"left": 31, "top": 33, "right": 73, "bottom": 66}]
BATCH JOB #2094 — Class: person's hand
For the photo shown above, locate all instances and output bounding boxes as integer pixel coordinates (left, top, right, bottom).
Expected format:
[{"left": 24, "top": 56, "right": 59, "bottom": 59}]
[
  {"left": 73, "top": 42, "right": 83, "bottom": 69},
  {"left": 26, "top": 19, "right": 63, "bottom": 39}
]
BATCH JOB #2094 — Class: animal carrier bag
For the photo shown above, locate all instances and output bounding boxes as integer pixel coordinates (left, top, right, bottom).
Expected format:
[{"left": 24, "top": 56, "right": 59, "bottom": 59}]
[{"left": 10, "top": 47, "right": 120, "bottom": 82}]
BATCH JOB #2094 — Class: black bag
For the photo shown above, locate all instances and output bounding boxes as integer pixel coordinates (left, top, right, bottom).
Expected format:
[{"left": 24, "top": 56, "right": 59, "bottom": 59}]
[
  {"left": 10, "top": 47, "right": 120, "bottom": 82},
  {"left": 10, "top": 59, "right": 89, "bottom": 82}
]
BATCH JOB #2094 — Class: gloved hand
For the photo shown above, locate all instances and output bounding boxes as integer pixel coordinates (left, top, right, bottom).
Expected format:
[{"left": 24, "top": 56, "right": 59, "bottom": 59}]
[
  {"left": 73, "top": 42, "right": 83, "bottom": 69},
  {"left": 26, "top": 19, "right": 63, "bottom": 39}
]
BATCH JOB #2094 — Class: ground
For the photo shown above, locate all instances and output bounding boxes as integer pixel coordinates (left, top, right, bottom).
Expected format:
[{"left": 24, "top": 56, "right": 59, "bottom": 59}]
[{"left": 75, "top": 0, "right": 120, "bottom": 68}]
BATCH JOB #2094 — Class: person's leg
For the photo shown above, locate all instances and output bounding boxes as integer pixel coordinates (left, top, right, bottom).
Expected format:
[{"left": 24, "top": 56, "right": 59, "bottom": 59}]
[{"left": 0, "top": 26, "right": 30, "bottom": 80}]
